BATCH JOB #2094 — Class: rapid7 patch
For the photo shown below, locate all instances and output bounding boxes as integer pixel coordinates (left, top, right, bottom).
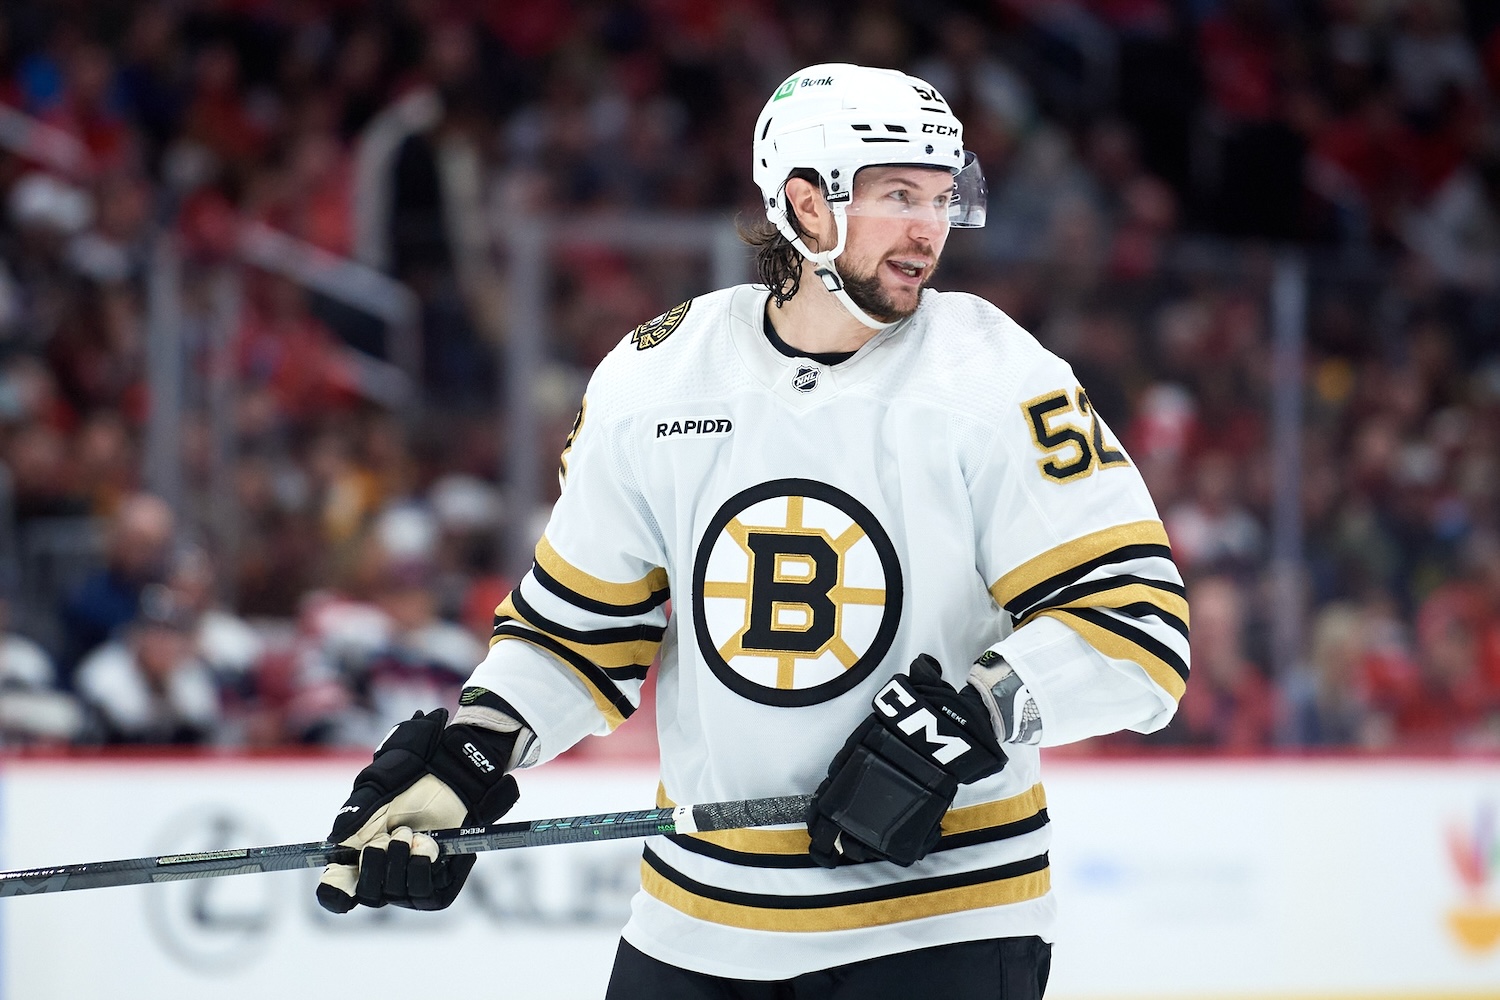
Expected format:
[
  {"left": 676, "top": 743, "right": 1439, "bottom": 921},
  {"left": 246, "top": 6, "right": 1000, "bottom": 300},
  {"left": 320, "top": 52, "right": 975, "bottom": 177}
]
[{"left": 631, "top": 300, "right": 692, "bottom": 350}]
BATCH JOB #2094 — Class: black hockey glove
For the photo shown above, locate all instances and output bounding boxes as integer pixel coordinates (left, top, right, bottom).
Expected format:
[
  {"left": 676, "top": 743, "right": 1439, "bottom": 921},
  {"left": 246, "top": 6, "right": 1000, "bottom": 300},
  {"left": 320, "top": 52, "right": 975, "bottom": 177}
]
[
  {"left": 316, "top": 708, "right": 520, "bottom": 913},
  {"left": 807, "top": 655, "right": 1007, "bottom": 868}
]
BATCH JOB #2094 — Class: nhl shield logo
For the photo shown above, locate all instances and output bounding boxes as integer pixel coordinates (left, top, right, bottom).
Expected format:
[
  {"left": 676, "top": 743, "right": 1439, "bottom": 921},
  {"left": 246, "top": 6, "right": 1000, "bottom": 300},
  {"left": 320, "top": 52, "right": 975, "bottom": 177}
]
[
  {"left": 792, "top": 364, "right": 820, "bottom": 393},
  {"left": 630, "top": 300, "right": 692, "bottom": 350}
]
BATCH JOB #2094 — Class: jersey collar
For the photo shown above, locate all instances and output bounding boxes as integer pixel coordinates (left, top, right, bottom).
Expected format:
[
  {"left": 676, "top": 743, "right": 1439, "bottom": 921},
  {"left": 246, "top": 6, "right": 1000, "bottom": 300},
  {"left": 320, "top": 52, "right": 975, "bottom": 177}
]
[{"left": 728, "top": 286, "right": 917, "bottom": 407}]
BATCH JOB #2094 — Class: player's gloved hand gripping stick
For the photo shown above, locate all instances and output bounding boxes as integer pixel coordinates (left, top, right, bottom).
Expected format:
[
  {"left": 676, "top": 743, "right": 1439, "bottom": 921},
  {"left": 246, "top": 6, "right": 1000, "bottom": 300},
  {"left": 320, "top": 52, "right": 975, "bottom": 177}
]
[
  {"left": 315, "top": 707, "right": 524, "bottom": 911},
  {"left": 807, "top": 654, "right": 1008, "bottom": 867}
]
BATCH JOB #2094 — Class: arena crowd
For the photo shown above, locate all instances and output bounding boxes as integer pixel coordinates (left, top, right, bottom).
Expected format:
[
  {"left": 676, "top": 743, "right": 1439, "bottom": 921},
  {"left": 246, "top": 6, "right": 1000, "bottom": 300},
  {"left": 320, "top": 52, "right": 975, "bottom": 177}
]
[{"left": 0, "top": 0, "right": 1497, "bottom": 754}]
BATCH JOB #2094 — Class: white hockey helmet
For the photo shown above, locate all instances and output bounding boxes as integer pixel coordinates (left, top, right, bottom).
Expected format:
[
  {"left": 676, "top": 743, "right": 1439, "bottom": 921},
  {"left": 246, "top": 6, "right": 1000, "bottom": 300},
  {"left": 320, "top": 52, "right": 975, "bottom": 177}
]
[{"left": 752, "top": 64, "right": 986, "bottom": 328}]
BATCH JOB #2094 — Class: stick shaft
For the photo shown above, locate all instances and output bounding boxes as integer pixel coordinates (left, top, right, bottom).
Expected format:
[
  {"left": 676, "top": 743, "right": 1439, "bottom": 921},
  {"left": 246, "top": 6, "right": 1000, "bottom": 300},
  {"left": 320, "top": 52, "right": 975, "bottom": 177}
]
[{"left": 0, "top": 794, "right": 812, "bottom": 897}]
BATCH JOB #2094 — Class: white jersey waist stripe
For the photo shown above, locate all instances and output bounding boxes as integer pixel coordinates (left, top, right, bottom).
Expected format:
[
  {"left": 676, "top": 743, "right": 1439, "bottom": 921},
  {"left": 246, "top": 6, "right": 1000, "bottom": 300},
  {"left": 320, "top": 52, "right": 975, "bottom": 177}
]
[
  {"left": 657, "top": 782, "right": 1050, "bottom": 865},
  {"left": 640, "top": 847, "right": 1051, "bottom": 932}
]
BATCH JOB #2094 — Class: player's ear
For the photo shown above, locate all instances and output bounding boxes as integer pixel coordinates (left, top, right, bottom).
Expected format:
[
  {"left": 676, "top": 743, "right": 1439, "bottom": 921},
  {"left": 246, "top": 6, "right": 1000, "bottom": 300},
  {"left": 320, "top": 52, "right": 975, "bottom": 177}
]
[{"left": 783, "top": 176, "right": 835, "bottom": 253}]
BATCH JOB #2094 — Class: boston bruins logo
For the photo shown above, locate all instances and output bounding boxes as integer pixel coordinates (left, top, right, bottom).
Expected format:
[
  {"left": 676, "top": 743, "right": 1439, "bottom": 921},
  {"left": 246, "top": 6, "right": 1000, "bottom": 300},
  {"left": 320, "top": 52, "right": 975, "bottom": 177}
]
[{"left": 692, "top": 479, "right": 903, "bottom": 706}]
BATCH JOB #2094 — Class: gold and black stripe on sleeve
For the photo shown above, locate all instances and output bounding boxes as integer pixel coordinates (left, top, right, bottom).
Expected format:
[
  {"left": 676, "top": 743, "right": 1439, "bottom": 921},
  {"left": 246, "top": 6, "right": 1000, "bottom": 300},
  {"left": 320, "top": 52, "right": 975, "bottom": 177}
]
[
  {"left": 494, "top": 590, "right": 663, "bottom": 674},
  {"left": 640, "top": 847, "right": 1050, "bottom": 932},
  {"left": 490, "top": 588, "right": 665, "bottom": 731},
  {"left": 990, "top": 520, "right": 1188, "bottom": 702},
  {"left": 531, "top": 536, "right": 669, "bottom": 617},
  {"left": 489, "top": 618, "right": 637, "bottom": 729},
  {"left": 657, "top": 785, "right": 1048, "bottom": 869}
]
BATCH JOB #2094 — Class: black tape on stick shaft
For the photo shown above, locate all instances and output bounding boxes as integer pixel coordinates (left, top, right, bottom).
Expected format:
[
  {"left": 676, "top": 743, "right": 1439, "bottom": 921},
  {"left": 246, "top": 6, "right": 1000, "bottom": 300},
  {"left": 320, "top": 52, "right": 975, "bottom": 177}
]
[{"left": 691, "top": 795, "right": 811, "bottom": 833}]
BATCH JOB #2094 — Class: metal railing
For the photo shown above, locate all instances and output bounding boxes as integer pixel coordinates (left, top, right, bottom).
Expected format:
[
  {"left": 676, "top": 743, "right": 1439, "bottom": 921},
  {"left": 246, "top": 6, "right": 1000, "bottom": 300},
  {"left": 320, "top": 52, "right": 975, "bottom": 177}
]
[
  {"left": 0, "top": 101, "right": 426, "bottom": 614},
  {"left": 137, "top": 229, "right": 422, "bottom": 610}
]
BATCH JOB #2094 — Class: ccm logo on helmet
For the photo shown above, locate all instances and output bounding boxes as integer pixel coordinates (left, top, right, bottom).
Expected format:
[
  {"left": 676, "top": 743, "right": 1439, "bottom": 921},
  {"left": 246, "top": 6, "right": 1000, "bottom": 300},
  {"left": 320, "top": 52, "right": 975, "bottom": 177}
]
[
  {"left": 874, "top": 676, "right": 972, "bottom": 765},
  {"left": 657, "top": 417, "right": 733, "bottom": 438},
  {"left": 922, "top": 123, "right": 959, "bottom": 136}
]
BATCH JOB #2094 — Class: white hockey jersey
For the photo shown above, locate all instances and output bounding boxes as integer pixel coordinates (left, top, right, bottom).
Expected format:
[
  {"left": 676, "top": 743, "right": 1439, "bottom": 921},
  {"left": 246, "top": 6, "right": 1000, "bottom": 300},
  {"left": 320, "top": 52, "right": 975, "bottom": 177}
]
[{"left": 466, "top": 284, "right": 1188, "bottom": 979}]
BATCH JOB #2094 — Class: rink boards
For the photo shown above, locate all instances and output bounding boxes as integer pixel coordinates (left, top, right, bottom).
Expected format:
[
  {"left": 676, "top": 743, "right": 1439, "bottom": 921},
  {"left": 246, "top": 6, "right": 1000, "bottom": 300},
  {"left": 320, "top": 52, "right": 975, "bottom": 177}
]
[{"left": 0, "top": 754, "right": 1498, "bottom": 999}]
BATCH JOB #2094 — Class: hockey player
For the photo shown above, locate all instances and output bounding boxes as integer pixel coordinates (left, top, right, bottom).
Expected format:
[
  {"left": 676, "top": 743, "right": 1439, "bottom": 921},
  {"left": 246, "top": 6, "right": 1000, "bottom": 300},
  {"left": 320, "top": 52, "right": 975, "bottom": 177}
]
[{"left": 316, "top": 64, "right": 1188, "bottom": 999}]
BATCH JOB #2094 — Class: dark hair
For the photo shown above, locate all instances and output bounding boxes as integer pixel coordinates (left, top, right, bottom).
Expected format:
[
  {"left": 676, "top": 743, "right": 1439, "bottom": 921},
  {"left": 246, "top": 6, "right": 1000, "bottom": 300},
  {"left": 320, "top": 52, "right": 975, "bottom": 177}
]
[{"left": 737, "top": 169, "right": 822, "bottom": 307}]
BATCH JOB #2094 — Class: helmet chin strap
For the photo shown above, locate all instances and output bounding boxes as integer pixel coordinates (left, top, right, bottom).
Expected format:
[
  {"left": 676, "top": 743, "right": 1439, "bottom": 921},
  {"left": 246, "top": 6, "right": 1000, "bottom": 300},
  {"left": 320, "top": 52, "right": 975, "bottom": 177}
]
[{"left": 772, "top": 205, "right": 894, "bottom": 332}]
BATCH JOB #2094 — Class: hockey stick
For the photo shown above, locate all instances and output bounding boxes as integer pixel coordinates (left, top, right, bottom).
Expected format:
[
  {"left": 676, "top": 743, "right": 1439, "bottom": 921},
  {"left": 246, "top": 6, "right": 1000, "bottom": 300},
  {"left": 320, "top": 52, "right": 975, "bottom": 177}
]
[{"left": 0, "top": 793, "right": 813, "bottom": 898}]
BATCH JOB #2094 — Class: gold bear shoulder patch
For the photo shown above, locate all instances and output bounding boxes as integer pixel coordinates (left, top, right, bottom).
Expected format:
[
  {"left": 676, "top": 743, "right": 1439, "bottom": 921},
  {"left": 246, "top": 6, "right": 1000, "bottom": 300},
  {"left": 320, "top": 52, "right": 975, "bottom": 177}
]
[{"left": 630, "top": 300, "right": 692, "bottom": 350}]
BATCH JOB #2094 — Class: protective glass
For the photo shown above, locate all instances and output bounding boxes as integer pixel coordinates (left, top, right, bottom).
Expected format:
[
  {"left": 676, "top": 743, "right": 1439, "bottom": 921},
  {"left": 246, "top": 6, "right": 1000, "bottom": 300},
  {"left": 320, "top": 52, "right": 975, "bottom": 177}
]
[{"left": 844, "top": 152, "right": 987, "bottom": 229}]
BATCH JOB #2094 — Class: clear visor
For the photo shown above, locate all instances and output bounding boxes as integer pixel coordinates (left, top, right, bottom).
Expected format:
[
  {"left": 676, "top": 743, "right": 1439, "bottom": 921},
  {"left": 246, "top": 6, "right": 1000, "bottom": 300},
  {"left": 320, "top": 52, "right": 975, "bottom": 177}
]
[
  {"left": 842, "top": 151, "right": 987, "bottom": 229},
  {"left": 950, "top": 151, "right": 986, "bottom": 228}
]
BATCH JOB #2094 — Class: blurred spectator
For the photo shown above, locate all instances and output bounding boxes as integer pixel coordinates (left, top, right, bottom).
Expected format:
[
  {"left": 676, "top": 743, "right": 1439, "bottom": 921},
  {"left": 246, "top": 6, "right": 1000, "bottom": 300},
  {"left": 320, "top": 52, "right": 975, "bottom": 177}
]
[
  {"left": 351, "top": 555, "right": 484, "bottom": 743},
  {"left": 165, "top": 543, "right": 262, "bottom": 701},
  {"left": 1197, "top": 0, "right": 1305, "bottom": 237},
  {"left": 1154, "top": 575, "right": 1277, "bottom": 749},
  {"left": 179, "top": 40, "right": 271, "bottom": 173},
  {"left": 72, "top": 409, "right": 136, "bottom": 513},
  {"left": 73, "top": 582, "right": 220, "bottom": 743},
  {"left": 259, "top": 510, "right": 483, "bottom": 747},
  {"left": 70, "top": 170, "right": 153, "bottom": 283},
  {"left": 1396, "top": 533, "right": 1500, "bottom": 748},
  {"left": 0, "top": 592, "right": 82, "bottom": 744},
  {"left": 234, "top": 272, "right": 362, "bottom": 426},
  {"left": 37, "top": 40, "right": 136, "bottom": 175},
  {"left": 45, "top": 278, "right": 146, "bottom": 420},
  {"left": 1388, "top": 0, "right": 1483, "bottom": 121},
  {"left": 1108, "top": 174, "right": 1179, "bottom": 281},
  {"left": 913, "top": 12, "right": 1035, "bottom": 137},
  {"left": 114, "top": 3, "right": 189, "bottom": 175},
  {"left": 1164, "top": 451, "right": 1265, "bottom": 576},
  {"left": 255, "top": 586, "right": 385, "bottom": 746},
  {"left": 0, "top": 0, "right": 1498, "bottom": 755},
  {"left": 427, "top": 472, "right": 509, "bottom": 636},
  {"left": 4, "top": 172, "right": 93, "bottom": 352},
  {"left": 58, "top": 491, "right": 174, "bottom": 677},
  {"left": 352, "top": 19, "right": 498, "bottom": 402},
  {"left": 1283, "top": 601, "right": 1373, "bottom": 747},
  {"left": 4, "top": 419, "right": 87, "bottom": 523},
  {"left": 1281, "top": 596, "right": 1422, "bottom": 748}
]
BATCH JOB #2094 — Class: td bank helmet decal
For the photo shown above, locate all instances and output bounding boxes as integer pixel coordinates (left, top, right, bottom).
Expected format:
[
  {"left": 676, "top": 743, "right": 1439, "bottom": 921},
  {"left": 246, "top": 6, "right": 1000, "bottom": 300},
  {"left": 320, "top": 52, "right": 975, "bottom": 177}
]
[{"left": 693, "top": 479, "right": 903, "bottom": 706}]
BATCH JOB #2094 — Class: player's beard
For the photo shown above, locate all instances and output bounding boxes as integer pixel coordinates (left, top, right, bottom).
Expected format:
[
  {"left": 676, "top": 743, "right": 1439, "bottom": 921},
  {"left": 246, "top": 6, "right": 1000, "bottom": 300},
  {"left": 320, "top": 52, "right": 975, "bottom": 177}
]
[{"left": 836, "top": 247, "right": 939, "bottom": 323}]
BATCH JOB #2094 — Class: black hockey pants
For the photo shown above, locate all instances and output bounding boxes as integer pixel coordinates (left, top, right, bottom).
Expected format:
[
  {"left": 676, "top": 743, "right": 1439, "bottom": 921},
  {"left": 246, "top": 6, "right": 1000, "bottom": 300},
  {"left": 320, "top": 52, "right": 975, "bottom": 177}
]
[{"left": 604, "top": 935, "right": 1051, "bottom": 999}]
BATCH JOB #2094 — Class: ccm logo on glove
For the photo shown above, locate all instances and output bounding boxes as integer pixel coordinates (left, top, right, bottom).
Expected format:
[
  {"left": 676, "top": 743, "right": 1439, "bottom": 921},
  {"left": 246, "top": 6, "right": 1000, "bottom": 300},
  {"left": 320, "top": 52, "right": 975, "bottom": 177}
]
[
  {"left": 806, "top": 656, "right": 1008, "bottom": 869},
  {"left": 873, "top": 677, "right": 975, "bottom": 765},
  {"left": 463, "top": 741, "right": 496, "bottom": 773},
  {"left": 315, "top": 708, "right": 523, "bottom": 913}
]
